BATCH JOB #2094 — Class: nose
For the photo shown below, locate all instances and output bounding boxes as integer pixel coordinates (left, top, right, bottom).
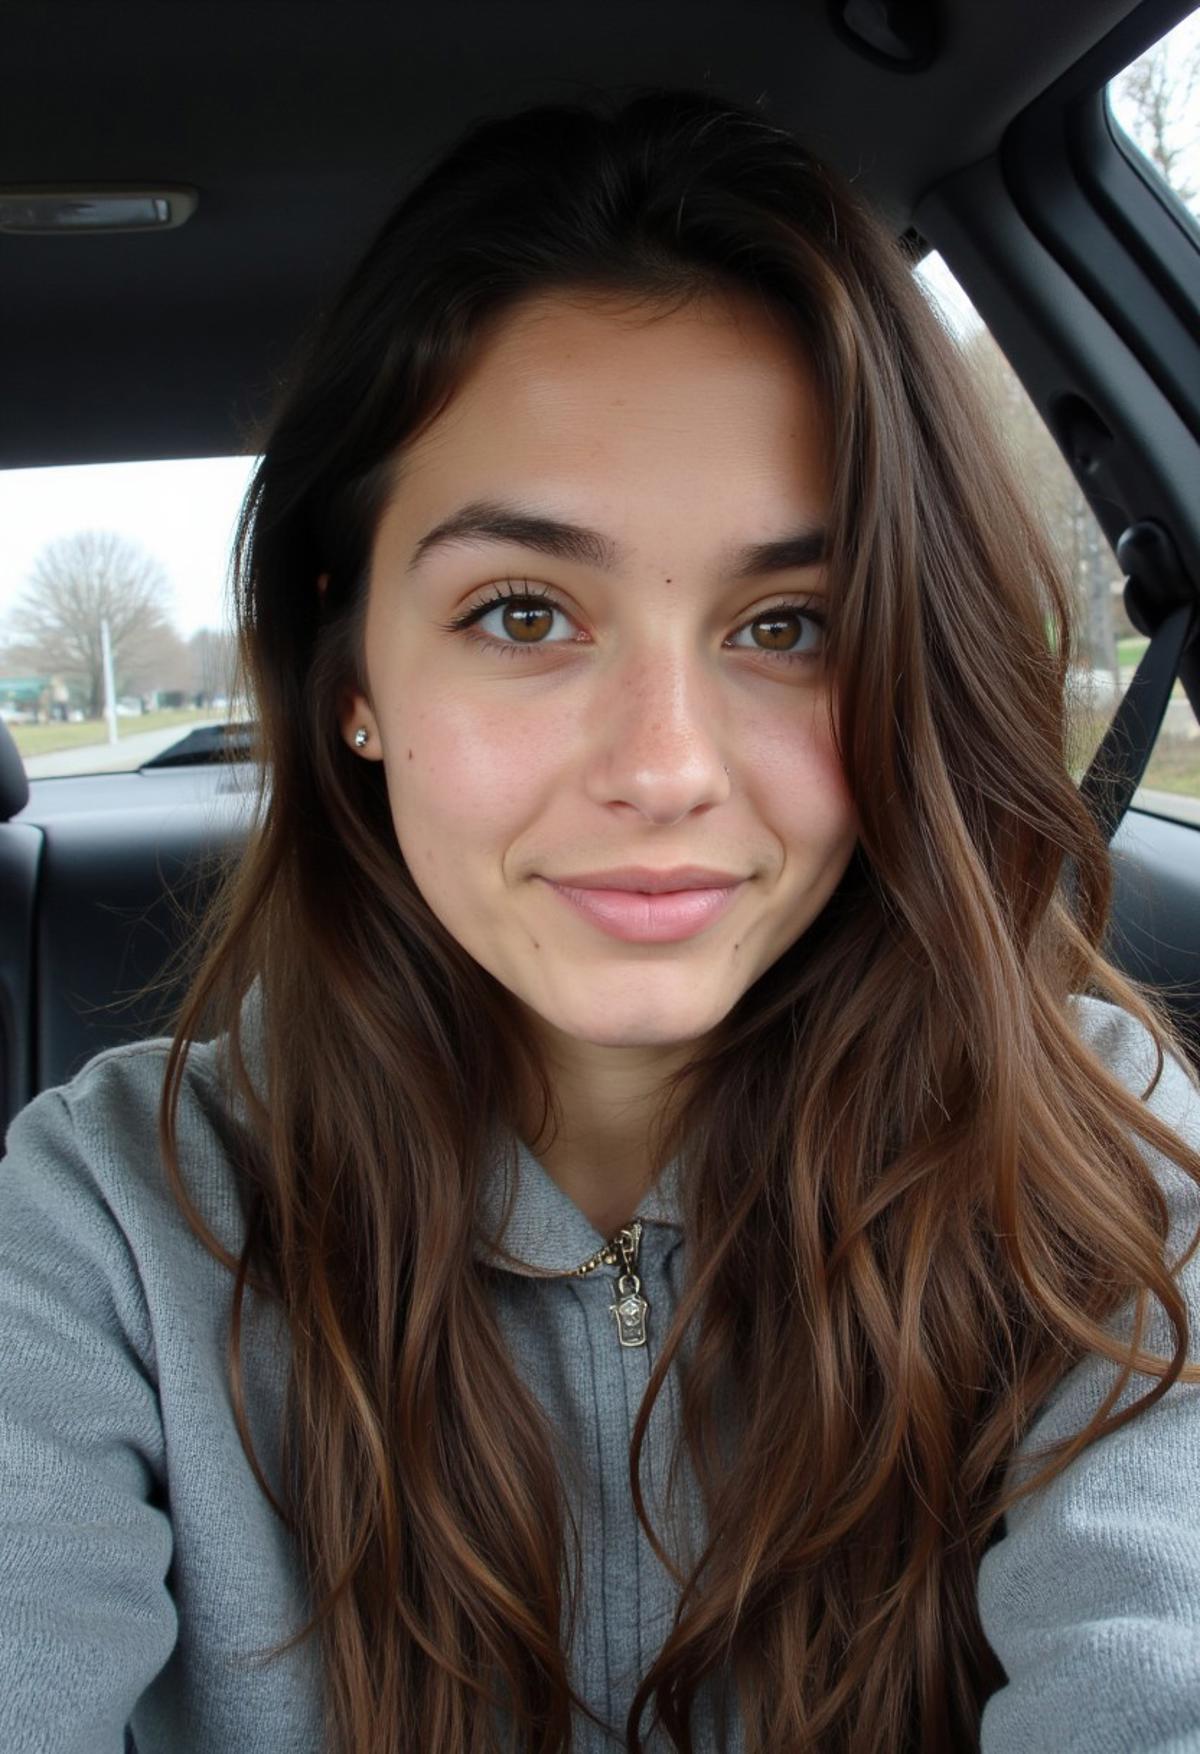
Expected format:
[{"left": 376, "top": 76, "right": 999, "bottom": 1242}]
[{"left": 583, "top": 642, "right": 733, "bottom": 824}]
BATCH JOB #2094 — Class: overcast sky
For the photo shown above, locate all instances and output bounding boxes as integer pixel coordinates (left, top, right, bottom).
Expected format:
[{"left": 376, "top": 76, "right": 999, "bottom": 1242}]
[
  {"left": 0, "top": 454, "right": 257, "bottom": 643},
  {"left": 1, "top": 19, "right": 1195, "bottom": 647}
]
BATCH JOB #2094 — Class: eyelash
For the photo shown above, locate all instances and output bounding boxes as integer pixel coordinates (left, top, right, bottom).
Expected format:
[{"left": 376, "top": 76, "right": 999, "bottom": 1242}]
[{"left": 438, "top": 580, "right": 827, "bottom": 665}]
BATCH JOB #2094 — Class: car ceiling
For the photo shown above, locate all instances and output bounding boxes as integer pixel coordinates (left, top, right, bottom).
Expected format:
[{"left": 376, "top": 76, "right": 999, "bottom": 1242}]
[{"left": 1, "top": 0, "right": 1150, "bottom": 470}]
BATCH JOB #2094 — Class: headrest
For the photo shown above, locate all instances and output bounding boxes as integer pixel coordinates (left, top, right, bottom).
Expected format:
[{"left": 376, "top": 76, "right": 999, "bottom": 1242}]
[{"left": 0, "top": 719, "right": 30, "bottom": 823}]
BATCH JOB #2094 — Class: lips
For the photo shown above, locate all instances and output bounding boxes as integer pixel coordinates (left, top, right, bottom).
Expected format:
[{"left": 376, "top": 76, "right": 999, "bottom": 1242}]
[
  {"left": 540, "top": 876, "right": 745, "bottom": 942},
  {"left": 545, "top": 866, "right": 745, "bottom": 893}
]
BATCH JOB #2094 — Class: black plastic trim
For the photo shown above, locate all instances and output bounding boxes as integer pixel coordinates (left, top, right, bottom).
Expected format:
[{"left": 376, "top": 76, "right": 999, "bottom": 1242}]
[{"left": 1002, "top": 94, "right": 1200, "bottom": 447}]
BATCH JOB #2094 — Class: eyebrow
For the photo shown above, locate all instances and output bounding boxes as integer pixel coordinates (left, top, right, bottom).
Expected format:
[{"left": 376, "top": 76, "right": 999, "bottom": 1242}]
[{"left": 407, "top": 499, "right": 827, "bottom": 579}]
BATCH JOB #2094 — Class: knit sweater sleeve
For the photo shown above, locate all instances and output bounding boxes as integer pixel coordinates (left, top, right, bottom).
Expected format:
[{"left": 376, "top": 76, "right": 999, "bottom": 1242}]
[
  {"left": 977, "top": 999, "right": 1200, "bottom": 1754},
  {"left": 0, "top": 1082, "right": 177, "bottom": 1754}
]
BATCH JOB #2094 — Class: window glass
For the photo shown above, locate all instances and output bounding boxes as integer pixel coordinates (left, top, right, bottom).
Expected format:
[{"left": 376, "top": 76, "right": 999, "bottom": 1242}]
[
  {"left": 915, "top": 252, "right": 1200, "bottom": 828},
  {"left": 1106, "top": 5, "right": 1200, "bottom": 226},
  {"left": 0, "top": 456, "right": 255, "bottom": 779}
]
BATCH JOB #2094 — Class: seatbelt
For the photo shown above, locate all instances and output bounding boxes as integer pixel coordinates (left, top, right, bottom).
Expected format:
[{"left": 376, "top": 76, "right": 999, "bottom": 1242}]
[{"left": 1076, "top": 521, "right": 1200, "bottom": 848}]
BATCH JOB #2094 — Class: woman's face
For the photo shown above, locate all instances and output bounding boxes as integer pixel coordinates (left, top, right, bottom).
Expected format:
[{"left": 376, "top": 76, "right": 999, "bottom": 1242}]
[{"left": 341, "top": 288, "right": 859, "bottom": 1061}]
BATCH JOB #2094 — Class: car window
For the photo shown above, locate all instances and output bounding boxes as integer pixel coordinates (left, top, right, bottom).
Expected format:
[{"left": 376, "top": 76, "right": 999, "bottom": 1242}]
[
  {"left": 915, "top": 247, "right": 1200, "bottom": 830},
  {"left": 1106, "top": 4, "right": 1200, "bottom": 228},
  {"left": 0, "top": 455, "right": 255, "bottom": 779}
]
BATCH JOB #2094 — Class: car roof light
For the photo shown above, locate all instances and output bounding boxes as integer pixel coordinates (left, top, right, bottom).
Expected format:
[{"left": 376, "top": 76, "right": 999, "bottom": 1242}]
[{"left": 0, "top": 186, "right": 197, "bottom": 234}]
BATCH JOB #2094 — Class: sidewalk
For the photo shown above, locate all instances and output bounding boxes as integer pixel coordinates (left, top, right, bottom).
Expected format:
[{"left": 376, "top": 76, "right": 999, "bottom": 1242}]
[{"left": 19, "top": 718, "right": 228, "bottom": 779}]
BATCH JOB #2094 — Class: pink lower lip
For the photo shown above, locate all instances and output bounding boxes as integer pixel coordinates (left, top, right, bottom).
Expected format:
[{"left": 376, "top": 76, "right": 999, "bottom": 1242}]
[{"left": 541, "top": 879, "right": 744, "bottom": 942}]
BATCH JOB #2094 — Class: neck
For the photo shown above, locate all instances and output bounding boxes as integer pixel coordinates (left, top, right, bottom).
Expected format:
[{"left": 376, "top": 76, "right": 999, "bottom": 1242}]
[{"left": 515, "top": 1030, "right": 693, "bottom": 1238}]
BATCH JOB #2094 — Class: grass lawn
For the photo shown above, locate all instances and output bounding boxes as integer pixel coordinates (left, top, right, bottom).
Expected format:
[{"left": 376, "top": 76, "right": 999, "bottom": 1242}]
[
  {"left": 7, "top": 707, "right": 227, "bottom": 760},
  {"left": 1139, "top": 735, "right": 1200, "bottom": 797},
  {"left": 1071, "top": 705, "right": 1200, "bottom": 797}
]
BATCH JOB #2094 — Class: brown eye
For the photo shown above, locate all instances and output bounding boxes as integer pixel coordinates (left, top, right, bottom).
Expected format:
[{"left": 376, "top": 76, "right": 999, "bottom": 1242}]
[
  {"left": 501, "top": 602, "right": 555, "bottom": 643},
  {"left": 753, "top": 612, "right": 802, "bottom": 651},
  {"left": 729, "top": 605, "right": 826, "bottom": 663},
  {"left": 439, "top": 582, "right": 576, "bottom": 658}
]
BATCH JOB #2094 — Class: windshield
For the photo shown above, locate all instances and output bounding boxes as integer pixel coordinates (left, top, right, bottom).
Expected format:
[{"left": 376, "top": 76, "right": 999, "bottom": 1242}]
[{"left": 0, "top": 454, "right": 257, "bottom": 779}]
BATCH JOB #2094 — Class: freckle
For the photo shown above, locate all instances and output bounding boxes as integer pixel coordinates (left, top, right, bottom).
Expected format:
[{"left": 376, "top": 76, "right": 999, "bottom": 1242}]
[{"left": 407, "top": 748, "right": 413, "bottom": 760}]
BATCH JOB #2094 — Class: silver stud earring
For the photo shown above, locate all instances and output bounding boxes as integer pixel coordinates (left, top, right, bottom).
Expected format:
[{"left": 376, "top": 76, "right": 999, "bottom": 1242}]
[{"left": 354, "top": 728, "right": 369, "bottom": 750}]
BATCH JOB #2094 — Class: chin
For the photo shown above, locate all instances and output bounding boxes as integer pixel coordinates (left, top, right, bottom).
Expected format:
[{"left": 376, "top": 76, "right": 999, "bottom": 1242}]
[{"left": 545, "top": 1000, "right": 729, "bottom": 1049}]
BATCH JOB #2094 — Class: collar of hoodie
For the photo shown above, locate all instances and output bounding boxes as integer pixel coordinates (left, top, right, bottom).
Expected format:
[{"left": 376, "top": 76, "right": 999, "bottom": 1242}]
[{"left": 474, "top": 1123, "right": 685, "bottom": 1278}]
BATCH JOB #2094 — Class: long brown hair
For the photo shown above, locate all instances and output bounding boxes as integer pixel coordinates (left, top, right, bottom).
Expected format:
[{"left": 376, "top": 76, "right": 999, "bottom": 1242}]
[{"left": 154, "top": 87, "right": 1200, "bottom": 1752}]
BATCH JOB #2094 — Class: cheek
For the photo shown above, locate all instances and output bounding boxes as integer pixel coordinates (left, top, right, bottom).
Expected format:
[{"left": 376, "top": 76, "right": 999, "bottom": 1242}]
[
  {"left": 382, "top": 690, "right": 544, "bottom": 870},
  {"left": 755, "top": 702, "right": 857, "bottom": 846}
]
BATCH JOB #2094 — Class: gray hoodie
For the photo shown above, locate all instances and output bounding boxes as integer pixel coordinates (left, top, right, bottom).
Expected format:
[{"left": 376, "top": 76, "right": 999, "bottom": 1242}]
[{"left": 1, "top": 990, "right": 1199, "bottom": 1752}]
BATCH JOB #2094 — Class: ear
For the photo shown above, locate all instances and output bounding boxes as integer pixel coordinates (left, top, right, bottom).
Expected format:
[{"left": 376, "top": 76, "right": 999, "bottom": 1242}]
[
  {"left": 320, "top": 578, "right": 378, "bottom": 757},
  {"left": 338, "top": 690, "right": 380, "bottom": 757}
]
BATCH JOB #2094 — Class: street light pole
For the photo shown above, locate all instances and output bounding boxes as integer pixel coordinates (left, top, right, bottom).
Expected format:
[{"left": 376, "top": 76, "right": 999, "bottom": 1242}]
[{"left": 100, "top": 617, "right": 118, "bottom": 745}]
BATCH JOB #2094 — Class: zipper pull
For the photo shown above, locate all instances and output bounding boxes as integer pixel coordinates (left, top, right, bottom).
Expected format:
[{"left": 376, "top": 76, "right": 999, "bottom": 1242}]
[{"left": 607, "top": 1219, "right": 649, "bottom": 1349}]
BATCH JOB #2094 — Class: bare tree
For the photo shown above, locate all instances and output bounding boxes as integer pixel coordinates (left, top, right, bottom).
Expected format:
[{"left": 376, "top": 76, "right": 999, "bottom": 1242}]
[
  {"left": 1, "top": 529, "right": 179, "bottom": 718},
  {"left": 187, "top": 625, "right": 239, "bottom": 704},
  {"left": 1111, "top": 34, "right": 1200, "bottom": 205},
  {"left": 123, "top": 623, "right": 193, "bottom": 699}
]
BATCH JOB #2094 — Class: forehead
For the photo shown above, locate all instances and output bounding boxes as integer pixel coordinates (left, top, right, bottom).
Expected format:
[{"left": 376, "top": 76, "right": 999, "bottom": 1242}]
[
  {"left": 398, "top": 287, "right": 829, "bottom": 492},
  {"left": 467, "top": 284, "right": 814, "bottom": 386}
]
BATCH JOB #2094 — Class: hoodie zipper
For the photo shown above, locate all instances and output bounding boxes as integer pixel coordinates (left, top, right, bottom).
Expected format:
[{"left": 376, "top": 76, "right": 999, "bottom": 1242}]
[{"left": 558, "top": 1218, "right": 649, "bottom": 1349}]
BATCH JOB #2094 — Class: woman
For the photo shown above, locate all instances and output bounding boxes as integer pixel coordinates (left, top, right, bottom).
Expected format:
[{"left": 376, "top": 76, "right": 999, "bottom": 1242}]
[{"left": 2, "top": 86, "right": 1200, "bottom": 1754}]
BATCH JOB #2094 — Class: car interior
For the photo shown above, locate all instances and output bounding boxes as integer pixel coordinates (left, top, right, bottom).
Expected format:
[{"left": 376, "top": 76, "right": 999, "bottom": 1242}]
[{"left": 1, "top": 0, "right": 1198, "bottom": 1136}]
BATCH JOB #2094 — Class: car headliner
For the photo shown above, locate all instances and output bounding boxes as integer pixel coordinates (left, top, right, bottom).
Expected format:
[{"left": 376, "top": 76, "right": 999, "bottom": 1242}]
[{"left": 1, "top": 0, "right": 1149, "bottom": 469}]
